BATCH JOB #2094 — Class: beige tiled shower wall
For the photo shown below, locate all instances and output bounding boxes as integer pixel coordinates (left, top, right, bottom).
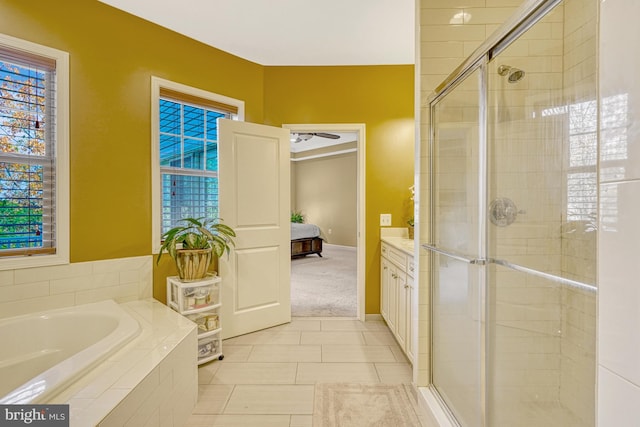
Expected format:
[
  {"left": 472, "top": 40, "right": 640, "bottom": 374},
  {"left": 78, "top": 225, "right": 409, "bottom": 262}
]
[
  {"left": 558, "top": 0, "right": 598, "bottom": 424},
  {"left": 418, "top": 0, "right": 521, "bottom": 388}
]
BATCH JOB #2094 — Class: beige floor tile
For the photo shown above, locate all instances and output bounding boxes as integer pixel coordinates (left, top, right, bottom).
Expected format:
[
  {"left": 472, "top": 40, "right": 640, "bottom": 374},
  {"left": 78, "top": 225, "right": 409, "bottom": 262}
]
[
  {"left": 219, "top": 345, "right": 252, "bottom": 362},
  {"left": 192, "top": 384, "right": 234, "bottom": 414},
  {"left": 321, "top": 345, "right": 397, "bottom": 362},
  {"left": 270, "top": 319, "right": 321, "bottom": 331},
  {"left": 320, "top": 319, "right": 389, "bottom": 331},
  {"left": 389, "top": 344, "right": 411, "bottom": 363},
  {"left": 224, "top": 330, "right": 301, "bottom": 346},
  {"left": 296, "top": 362, "right": 379, "bottom": 384},
  {"left": 212, "top": 362, "right": 297, "bottom": 384},
  {"left": 198, "top": 362, "right": 221, "bottom": 384},
  {"left": 362, "top": 331, "right": 400, "bottom": 345},
  {"left": 300, "top": 331, "right": 365, "bottom": 345},
  {"left": 185, "top": 414, "right": 291, "bottom": 426},
  {"left": 247, "top": 345, "right": 321, "bottom": 362},
  {"left": 289, "top": 415, "right": 313, "bottom": 427},
  {"left": 375, "top": 363, "right": 414, "bottom": 384},
  {"left": 224, "top": 385, "right": 314, "bottom": 415}
]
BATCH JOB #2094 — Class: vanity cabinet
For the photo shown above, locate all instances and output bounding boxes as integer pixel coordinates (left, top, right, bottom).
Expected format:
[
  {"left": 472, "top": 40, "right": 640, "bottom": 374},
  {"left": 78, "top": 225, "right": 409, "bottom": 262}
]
[
  {"left": 381, "top": 241, "right": 414, "bottom": 363},
  {"left": 167, "top": 274, "right": 224, "bottom": 365}
]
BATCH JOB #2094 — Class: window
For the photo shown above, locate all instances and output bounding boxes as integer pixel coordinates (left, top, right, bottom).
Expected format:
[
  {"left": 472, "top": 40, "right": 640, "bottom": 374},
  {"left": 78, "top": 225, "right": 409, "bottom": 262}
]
[
  {"left": 151, "top": 78, "right": 244, "bottom": 251},
  {"left": 0, "top": 34, "right": 68, "bottom": 269}
]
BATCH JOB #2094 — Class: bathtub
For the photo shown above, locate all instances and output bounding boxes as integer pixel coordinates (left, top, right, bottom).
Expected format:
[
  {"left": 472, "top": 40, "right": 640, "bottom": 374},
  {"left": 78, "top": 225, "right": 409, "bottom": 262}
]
[{"left": 0, "top": 300, "right": 140, "bottom": 404}]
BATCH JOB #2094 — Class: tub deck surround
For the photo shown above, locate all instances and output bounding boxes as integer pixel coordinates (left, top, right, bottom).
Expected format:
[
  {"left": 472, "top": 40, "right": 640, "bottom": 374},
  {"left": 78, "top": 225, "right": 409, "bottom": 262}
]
[
  {"left": 46, "top": 299, "right": 197, "bottom": 427},
  {"left": 0, "top": 300, "right": 140, "bottom": 405}
]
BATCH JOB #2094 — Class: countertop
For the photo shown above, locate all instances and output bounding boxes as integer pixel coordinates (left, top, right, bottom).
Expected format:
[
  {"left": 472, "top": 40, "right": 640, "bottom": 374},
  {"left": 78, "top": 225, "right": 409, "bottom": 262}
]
[{"left": 381, "top": 236, "right": 415, "bottom": 257}]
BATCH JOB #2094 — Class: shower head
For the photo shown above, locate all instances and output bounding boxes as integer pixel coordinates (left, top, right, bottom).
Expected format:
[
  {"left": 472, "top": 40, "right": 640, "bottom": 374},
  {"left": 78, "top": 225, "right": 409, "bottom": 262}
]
[
  {"left": 508, "top": 68, "right": 525, "bottom": 83},
  {"left": 497, "top": 65, "right": 525, "bottom": 83}
]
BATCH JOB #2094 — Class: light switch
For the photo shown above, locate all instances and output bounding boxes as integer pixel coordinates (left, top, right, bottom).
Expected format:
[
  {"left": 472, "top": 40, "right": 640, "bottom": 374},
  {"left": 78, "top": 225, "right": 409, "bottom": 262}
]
[{"left": 380, "top": 213, "right": 392, "bottom": 226}]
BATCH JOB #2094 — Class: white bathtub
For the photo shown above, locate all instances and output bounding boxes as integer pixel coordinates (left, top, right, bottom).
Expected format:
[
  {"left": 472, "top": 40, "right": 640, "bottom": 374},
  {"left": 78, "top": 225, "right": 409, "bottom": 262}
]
[{"left": 0, "top": 300, "right": 140, "bottom": 404}]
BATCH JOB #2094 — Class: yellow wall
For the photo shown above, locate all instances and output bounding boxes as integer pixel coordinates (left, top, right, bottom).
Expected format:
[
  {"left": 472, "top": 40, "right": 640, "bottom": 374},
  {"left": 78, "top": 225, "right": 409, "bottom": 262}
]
[
  {"left": 1, "top": 0, "right": 264, "bottom": 258},
  {"left": 264, "top": 66, "right": 415, "bottom": 313},
  {"left": 1, "top": 0, "right": 264, "bottom": 299},
  {"left": 1, "top": 1, "right": 414, "bottom": 313}
]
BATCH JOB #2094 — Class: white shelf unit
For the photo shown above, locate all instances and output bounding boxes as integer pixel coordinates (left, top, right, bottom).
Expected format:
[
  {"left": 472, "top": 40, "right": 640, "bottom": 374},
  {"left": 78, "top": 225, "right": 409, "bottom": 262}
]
[{"left": 167, "top": 274, "right": 224, "bottom": 365}]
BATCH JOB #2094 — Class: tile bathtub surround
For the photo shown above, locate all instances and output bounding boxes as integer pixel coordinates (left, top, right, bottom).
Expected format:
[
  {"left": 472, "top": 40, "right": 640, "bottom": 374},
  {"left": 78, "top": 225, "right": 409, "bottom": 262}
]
[
  {"left": 0, "top": 255, "right": 152, "bottom": 318},
  {"left": 186, "top": 318, "right": 433, "bottom": 427},
  {"left": 50, "top": 299, "right": 198, "bottom": 427}
]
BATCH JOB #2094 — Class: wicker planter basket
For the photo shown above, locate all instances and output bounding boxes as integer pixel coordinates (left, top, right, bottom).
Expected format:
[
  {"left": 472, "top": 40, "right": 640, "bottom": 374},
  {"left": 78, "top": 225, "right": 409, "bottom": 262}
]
[{"left": 176, "top": 249, "right": 213, "bottom": 281}]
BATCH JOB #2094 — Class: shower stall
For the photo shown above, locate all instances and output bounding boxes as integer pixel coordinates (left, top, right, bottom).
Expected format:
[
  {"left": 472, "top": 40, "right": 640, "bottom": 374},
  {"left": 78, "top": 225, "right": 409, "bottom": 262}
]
[{"left": 422, "top": 0, "right": 598, "bottom": 425}]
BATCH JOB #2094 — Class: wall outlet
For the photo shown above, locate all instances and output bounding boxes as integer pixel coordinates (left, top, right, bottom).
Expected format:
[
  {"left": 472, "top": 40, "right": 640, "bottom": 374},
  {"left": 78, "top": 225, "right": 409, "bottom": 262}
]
[
  {"left": 328, "top": 228, "right": 332, "bottom": 234},
  {"left": 380, "top": 213, "right": 392, "bottom": 226}
]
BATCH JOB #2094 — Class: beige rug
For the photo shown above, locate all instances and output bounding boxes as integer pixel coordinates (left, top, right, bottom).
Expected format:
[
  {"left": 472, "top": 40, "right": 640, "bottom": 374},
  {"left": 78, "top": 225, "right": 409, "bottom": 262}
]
[{"left": 313, "top": 383, "right": 422, "bottom": 427}]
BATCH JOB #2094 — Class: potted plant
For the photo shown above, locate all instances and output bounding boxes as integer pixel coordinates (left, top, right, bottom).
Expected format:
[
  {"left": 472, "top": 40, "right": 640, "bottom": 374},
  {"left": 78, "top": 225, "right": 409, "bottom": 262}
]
[
  {"left": 291, "top": 211, "right": 304, "bottom": 223},
  {"left": 157, "top": 217, "right": 236, "bottom": 281}
]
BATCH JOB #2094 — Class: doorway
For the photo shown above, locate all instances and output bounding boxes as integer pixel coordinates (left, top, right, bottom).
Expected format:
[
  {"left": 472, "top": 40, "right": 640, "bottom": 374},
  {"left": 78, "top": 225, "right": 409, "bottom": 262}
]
[{"left": 284, "top": 123, "right": 365, "bottom": 320}]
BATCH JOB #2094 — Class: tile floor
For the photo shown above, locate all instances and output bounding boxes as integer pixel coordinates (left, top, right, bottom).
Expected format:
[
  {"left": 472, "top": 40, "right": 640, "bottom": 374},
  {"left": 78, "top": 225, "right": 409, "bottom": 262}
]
[{"left": 184, "top": 317, "right": 431, "bottom": 427}]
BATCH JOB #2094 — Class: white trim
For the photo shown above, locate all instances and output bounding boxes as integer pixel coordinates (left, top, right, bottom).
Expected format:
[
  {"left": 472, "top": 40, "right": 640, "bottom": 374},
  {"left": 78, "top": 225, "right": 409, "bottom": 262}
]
[
  {"left": 150, "top": 76, "right": 245, "bottom": 254},
  {"left": 284, "top": 123, "right": 366, "bottom": 322},
  {"left": 290, "top": 148, "right": 357, "bottom": 162},
  {"left": 0, "top": 33, "right": 69, "bottom": 271}
]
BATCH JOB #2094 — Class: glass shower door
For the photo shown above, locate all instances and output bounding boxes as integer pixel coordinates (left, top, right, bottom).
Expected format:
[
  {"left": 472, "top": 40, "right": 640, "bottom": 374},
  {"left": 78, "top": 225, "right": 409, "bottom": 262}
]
[{"left": 430, "top": 67, "right": 484, "bottom": 427}]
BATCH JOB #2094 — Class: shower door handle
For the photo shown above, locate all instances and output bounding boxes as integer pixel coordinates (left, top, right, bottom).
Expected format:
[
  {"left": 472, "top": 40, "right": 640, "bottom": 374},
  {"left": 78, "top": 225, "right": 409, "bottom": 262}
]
[{"left": 421, "top": 244, "right": 486, "bottom": 266}]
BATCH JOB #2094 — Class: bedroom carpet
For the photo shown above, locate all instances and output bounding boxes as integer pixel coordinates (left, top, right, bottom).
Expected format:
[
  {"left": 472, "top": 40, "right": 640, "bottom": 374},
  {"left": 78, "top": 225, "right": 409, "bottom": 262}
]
[{"left": 291, "top": 243, "right": 357, "bottom": 317}]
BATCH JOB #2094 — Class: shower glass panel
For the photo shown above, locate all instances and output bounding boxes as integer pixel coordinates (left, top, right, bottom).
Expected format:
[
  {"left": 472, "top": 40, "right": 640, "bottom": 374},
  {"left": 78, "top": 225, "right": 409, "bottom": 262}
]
[
  {"left": 431, "top": 68, "right": 482, "bottom": 427},
  {"left": 486, "top": 2, "right": 597, "bottom": 426}
]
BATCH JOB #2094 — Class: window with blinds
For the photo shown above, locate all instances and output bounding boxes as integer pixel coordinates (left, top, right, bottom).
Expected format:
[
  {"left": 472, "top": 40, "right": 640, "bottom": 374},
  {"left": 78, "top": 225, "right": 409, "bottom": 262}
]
[
  {"left": 0, "top": 49, "right": 56, "bottom": 257},
  {"left": 158, "top": 90, "right": 237, "bottom": 235}
]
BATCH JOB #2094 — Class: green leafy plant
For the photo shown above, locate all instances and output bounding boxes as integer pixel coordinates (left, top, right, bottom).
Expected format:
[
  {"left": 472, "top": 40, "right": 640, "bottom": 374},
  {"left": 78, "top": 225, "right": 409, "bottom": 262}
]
[
  {"left": 291, "top": 211, "right": 305, "bottom": 223},
  {"left": 407, "top": 218, "right": 414, "bottom": 227},
  {"left": 157, "top": 217, "right": 236, "bottom": 265}
]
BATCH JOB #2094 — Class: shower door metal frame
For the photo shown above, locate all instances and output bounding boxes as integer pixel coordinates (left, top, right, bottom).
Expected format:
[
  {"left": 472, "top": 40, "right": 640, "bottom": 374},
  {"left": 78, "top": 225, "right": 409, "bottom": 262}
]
[
  {"left": 423, "top": 0, "right": 577, "bottom": 425},
  {"left": 427, "top": 56, "right": 488, "bottom": 427}
]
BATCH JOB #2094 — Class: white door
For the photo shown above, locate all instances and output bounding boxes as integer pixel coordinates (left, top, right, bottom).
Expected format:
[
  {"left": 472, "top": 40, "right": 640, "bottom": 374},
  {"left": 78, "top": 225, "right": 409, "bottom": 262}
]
[{"left": 218, "top": 119, "right": 291, "bottom": 338}]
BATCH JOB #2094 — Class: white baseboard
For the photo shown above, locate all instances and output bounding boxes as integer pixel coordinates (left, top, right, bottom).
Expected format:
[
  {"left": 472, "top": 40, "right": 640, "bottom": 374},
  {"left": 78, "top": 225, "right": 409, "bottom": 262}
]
[{"left": 365, "top": 313, "right": 383, "bottom": 321}]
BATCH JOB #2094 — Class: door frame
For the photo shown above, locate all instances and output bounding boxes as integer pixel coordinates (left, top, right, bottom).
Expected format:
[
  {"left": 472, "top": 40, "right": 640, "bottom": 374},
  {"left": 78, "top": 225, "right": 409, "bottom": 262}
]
[{"left": 283, "top": 123, "right": 366, "bottom": 321}]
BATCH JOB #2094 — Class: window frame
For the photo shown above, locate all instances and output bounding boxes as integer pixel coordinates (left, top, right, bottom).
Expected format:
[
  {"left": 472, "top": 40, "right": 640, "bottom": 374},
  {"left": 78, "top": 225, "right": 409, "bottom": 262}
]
[
  {"left": 150, "top": 77, "right": 244, "bottom": 253},
  {"left": 0, "top": 33, "right": 69, "bottom": 270}
]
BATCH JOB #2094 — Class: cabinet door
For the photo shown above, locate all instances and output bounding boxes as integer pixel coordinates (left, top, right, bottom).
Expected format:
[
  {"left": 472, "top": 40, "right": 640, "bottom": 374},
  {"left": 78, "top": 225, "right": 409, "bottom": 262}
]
[
  {"left": 380, "top": 257, "right": 390, "bottom": 322},
  {"left": 387, "top": 264, "right": 398, "bottom": 333},
  {"left": 406, "top": 274, "right": 415, "bottom": 363},
  {"left": 396, "top": 272, "right": 407, "bottom": 349}
]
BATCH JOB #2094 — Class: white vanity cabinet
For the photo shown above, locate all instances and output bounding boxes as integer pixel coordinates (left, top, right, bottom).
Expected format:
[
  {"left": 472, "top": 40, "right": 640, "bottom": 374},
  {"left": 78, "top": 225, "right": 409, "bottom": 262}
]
[
  {"left": 380, "top": 241, "right": 414, "bottom": 363},
  {"left": 167, "top": 274, "right": 224, "bottom": 365}
]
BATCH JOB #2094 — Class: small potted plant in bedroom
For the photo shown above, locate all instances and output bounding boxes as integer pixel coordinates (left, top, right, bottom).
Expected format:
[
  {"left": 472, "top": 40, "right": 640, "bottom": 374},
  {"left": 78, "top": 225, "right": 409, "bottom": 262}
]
[
  {"left": 407, "top": 218, "right": 415, "bottom": 239},
  {"left": 157, "top": 217, "right": 236, "bottom": 281},
  {"left": 291, "top": 211, "right": 304, "bottom": 223}
]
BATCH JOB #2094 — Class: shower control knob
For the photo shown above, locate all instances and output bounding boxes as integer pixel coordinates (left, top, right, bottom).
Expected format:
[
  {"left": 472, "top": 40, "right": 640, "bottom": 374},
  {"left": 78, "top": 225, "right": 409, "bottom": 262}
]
[{"left": 489, "top": 197, "right": 518, "bottom": 227}]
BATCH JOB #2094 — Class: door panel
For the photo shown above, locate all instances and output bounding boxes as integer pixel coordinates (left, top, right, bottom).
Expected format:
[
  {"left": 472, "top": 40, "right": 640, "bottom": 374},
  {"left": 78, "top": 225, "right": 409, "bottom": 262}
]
[{"left": 219, "top": 119, "right": 291, "bottom": 338}]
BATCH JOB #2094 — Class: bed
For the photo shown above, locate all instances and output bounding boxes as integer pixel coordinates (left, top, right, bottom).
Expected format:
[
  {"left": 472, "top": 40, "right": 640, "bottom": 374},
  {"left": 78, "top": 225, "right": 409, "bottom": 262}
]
[{"left": 291, "top": 223, "right": 323, "bottom": 258}]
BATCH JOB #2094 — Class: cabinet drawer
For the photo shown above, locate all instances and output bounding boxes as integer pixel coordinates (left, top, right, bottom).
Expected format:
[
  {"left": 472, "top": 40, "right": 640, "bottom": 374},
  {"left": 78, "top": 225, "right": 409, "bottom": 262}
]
[
  {"left": 407, "top": 258, "right": 415, "bottom": 278},
  {"left": 387, "top": 246, "right": 407, "bottom": 270},
  {"left": 168, "top": 275, "right": 221, "bottom": 313},
  {"left": 187, "top": 310, "right": 220, "bottom": 334},
  {"left": 198, "top": 334, "right": 222, "bottom": 361}
]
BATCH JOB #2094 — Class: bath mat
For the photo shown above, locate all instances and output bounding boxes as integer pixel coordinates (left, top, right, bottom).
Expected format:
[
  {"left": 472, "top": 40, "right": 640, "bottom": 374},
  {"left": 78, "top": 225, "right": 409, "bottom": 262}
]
[{"left": 313, "top": 383, "right": 422, "bottom": 427}]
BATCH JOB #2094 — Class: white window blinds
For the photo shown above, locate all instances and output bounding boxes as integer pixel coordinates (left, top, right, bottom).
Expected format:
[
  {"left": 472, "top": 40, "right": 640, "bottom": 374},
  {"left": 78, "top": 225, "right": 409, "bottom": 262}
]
[{"left": 0, "top": 48, "right": 56, "bottom": 257}]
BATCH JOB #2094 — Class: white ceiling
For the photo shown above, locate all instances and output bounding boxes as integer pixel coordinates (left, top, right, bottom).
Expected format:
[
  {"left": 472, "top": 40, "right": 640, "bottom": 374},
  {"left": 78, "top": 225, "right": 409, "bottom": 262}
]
[{"left": 98, "top": 0, "right": 415, "bottom": 66}]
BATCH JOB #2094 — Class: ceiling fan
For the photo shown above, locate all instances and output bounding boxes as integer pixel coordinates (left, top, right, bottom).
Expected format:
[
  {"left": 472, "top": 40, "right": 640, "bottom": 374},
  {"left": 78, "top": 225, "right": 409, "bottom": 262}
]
[{"left": 291, "top": 132, "right": 340, "bottom": 143}]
